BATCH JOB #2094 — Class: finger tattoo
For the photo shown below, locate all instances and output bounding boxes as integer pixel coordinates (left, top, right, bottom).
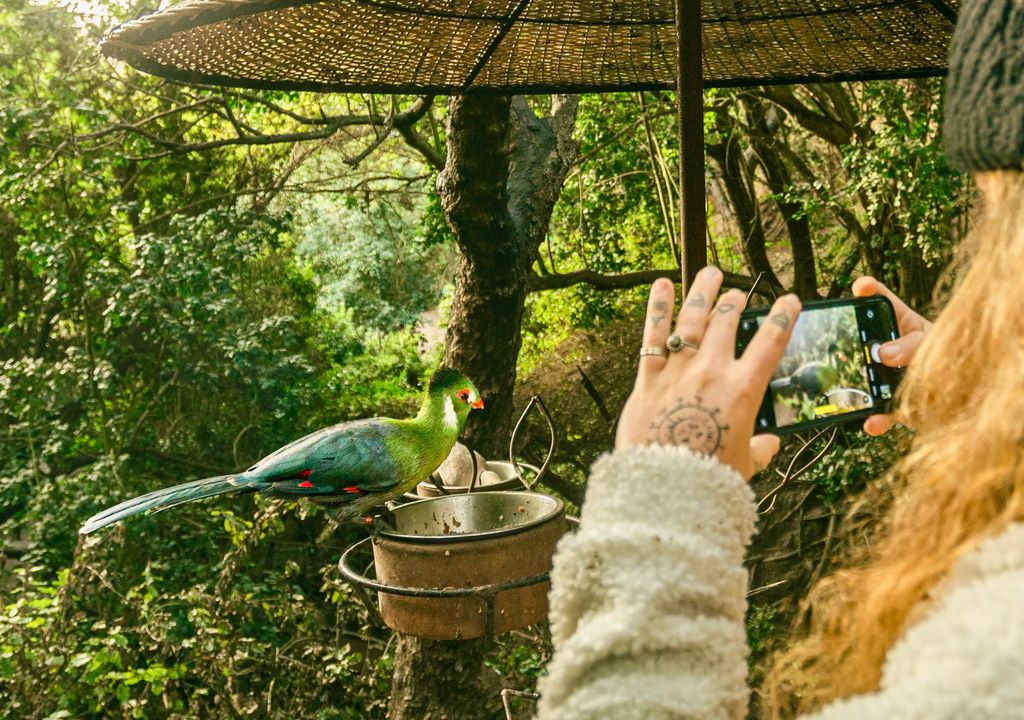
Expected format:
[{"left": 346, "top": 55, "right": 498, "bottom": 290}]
[
  {"left": 685, "top": 291, "right": 707, "bottom": 309},
  {"left": 650, "top": 300, "right": 669, "bottom": 327},
  {"left": 769, "top": 311, "right": 791, "bottom": 330},
  {"left": 648, "top": 396, "right": 730, "bottom": 455},
  {"left": 716, "top": 302, "right": 737, "bottom": 315}
]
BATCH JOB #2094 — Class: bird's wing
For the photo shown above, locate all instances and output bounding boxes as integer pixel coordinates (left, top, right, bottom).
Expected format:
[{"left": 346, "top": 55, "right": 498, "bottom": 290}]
[
  {"left": 243, "top": 423, "right": 344, "bottom": 476},
  {"left": 250, "top": 419, "right": 404, "bottom": 497}
]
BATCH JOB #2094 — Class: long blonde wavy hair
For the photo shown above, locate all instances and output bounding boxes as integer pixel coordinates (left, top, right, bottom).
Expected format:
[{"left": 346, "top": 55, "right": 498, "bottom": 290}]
[{"left": 765, "top": 169, "right": 1024, "bottom": 717}]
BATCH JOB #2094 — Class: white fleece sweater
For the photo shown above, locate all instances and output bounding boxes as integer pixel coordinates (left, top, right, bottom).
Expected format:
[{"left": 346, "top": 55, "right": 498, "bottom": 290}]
[{"left": 536, "top": 444, "right": 1024, "bottom": 720}]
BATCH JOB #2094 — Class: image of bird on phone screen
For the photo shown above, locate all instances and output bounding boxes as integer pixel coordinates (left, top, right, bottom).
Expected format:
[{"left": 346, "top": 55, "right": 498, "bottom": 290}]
[{"left": 765, "top": 306, "right": 873, "bottom": 427}]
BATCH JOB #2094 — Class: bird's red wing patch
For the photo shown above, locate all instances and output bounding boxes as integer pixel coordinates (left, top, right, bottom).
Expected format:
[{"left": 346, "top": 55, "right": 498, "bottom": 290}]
[
  {"left": 344, "top": 486, "right": 362, "bottom": 494},
  {"left": 298, "top": 480, "right": 314, "bottom": 488},
  {"left": 297, "top": 469, "right": 313, "bottom": 478}
]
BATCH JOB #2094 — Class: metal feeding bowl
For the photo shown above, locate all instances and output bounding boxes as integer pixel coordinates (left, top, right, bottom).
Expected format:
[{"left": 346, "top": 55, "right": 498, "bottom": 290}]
[
  {"left": 384, "top": 489, "right": 559, "bottom": 539},
  {"left": 340, "top": 491, "right": 566, "bottom": 640}
]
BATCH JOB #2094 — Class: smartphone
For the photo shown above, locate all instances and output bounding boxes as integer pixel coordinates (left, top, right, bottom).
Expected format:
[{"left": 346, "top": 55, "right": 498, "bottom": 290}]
[{"left": 735, "top": 295, "right": 903, "bottom": 435}]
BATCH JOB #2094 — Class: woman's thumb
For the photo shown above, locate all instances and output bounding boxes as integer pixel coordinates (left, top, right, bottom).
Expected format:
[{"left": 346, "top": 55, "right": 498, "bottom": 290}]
[{"left": 749, "top": 434, "right": 781, "bottom": 474}]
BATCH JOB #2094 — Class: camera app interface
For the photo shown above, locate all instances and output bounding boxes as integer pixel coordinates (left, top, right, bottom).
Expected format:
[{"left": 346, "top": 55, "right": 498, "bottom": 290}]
[{"left": 760, "top": 305, "right": 873, "bottom": 427}]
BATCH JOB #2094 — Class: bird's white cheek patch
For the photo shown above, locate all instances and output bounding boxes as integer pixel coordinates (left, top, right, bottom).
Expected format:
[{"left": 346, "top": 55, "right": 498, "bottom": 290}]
[{"left": 444, "top": 396, "right": 458, "bottom": 429}]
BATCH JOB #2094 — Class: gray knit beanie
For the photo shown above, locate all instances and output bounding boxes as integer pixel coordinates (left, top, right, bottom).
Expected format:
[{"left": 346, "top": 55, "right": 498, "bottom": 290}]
[{"left": 944, "top": 0, "right": 1024, "bottom": 171}]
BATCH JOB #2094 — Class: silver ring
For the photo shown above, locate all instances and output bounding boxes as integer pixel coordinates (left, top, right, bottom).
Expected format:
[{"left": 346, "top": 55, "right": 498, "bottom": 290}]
[
  {"left": 639, "top": 345, "right": 667, "bottom": 357},
  {"left": 666, "top": 334, "right": 700, "bottom": 353}
]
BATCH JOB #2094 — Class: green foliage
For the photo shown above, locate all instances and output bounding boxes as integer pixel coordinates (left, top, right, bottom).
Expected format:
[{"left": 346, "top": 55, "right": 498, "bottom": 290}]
[
  {"left": 291, "top": 162, "right": 451, "bottom": 332},
  {"left": 0, "top": 1, "right": 436, "bottom": 716},
  {"left": 806, "top": 426, "right": 909, "bottom": 506},
  {"left": 311, "top": 310, "right": 430, "bottom": 423},
  {"left": 522, "top": 92, "right": 676, "bottom": 364},
  {"left": 485, "top": 630, "right": 548, "bottom": 682},
  {"left": 745, "top": 603, "right": 778, "bottom": 672},
  {"left": 842, "top": 82, "right": 965, "bottom": 272},
  {"left": 2, "top": 529, "right": 394, "bottom": 718}
]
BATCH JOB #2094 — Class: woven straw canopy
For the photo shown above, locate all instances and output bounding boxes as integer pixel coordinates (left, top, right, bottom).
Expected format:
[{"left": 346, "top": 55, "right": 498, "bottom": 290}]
[{"left": 101, "top": 0, "right": 959, "bottom": 94}]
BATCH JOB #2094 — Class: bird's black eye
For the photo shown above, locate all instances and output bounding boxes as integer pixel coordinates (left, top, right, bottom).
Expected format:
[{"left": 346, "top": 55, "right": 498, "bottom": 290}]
[{"left": 458, "top": 389, "right": 470, "bottom": 403}]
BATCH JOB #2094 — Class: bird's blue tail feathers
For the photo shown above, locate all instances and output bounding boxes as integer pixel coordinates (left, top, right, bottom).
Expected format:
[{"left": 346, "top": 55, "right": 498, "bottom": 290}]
[{"left": 79, "top": 474, "right": 263, "bottom": 534}]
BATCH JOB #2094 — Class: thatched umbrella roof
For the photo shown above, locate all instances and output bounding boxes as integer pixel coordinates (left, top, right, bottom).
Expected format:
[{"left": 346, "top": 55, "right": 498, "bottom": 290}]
[{"left": 101, "top": 0, "right": 957, "bottom": 93}]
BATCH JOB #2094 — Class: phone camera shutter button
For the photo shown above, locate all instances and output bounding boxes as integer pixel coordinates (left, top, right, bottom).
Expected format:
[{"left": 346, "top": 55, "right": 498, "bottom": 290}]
[{"left": 869, "top": 342, "right": 882, "bottom": 363}]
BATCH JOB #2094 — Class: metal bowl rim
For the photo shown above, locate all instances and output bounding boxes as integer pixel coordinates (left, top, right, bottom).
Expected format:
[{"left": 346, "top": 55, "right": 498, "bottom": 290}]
[
  {"left": 379, "top": 491, "right": 565, "bottom": 544},
  {"left": 405, "top": 464, "right": 540, "bottom": 497}
]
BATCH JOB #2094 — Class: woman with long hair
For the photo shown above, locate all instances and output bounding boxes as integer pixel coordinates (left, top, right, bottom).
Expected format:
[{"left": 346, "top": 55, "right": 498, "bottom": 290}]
[{"left": 536, "top": 0, "right": 1024, "bottom": 717}]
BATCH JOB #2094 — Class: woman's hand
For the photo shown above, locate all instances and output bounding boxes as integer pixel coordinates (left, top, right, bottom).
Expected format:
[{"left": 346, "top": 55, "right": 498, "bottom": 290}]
[
  {"left": 851, "top": 276, "right": 932, "bottom": 436},
  {"left": 616, "top": 267, "right": 801, "bottom": 479}
]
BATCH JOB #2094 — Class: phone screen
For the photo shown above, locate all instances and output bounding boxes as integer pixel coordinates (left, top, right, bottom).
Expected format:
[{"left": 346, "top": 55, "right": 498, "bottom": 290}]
[{"left": 736, "top": 296, "right": 901, "bottom": 433}]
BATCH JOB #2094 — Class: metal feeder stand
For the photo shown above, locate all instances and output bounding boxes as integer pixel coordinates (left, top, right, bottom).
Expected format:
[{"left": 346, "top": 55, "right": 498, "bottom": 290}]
[{"left": 339, "top": 492, "right": 571, "bottom": 640}]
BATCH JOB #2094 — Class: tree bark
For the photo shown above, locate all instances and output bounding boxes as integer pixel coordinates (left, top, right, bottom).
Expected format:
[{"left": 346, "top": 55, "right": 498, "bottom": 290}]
[
  {"left": 744, "top": 98, "right": 820, "bottom": 298},
  {"left": 438, "top": 95, "right": 578, "bottom": 458},
  {"left": 387, "top": 635, "right": 499, "bottom": 720},
  {"left": 389, "top": 94, "right": 579, "bottom": 720},
  {"left": 707, "top": 114, "right": 782, "bottom": 291},
  {"left": 436, "top": 93, "right": 517, "bottom": 459}
]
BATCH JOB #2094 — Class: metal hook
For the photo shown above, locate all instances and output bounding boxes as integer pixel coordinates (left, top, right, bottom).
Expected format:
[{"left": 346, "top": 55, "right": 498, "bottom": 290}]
[
  {"left": 501, "top": 688, "right": 540, "bottom": 720},
  {"left": 509, "top": 396, "right": 556, "bottom": 491},
  {"left": 745, "top": 270, "right": 778, "bottom": 305}
]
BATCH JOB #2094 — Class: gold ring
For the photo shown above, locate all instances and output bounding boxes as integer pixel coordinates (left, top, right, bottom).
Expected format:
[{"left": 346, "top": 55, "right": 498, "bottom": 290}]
[
  {"left": 639, "top": 346, "right": 667, "bottom": 357},
  {"left": 666, "top": 334, "right": 700, "bottom": 353}
]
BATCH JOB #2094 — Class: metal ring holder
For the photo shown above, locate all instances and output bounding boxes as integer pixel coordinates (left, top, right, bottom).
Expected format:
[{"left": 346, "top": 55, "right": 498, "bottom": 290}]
[
  {"left": 339, "top": 537, "right": 552, "bottom": 637},
  {"left": 338, "top": 516, "right": 579, "bottom": 636},
  {"left": 508, "top": 395, "right": 555, "bottom": 492},
  {"left": 421, "top": 394, "right": 556, "bottom": 496}
]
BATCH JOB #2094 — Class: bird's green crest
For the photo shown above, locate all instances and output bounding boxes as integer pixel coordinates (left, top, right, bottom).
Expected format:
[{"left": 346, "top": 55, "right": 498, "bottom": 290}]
[{"left": 428, "top": 367, "right": 469, "bottom": 393}]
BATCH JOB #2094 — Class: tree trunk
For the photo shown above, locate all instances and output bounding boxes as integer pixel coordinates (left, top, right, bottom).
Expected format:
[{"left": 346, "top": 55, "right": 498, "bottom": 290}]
[
  {"left": 389, "top": 93, "right": 578, "bottom": 720},
  {"left": 707, "top": 121, "right": 782, "bottom": 291},
  {"left": 744, "top": 97, "right": 820, "bottom": 298},
  {"left": 437, "top": 93, "right": 516, "bottom": 463},
  {"left": 438, "top": 94, "right": 578, "bottom": 458},
  {"left": 387, "top": 636, "right": 500, "bottom": 720}
]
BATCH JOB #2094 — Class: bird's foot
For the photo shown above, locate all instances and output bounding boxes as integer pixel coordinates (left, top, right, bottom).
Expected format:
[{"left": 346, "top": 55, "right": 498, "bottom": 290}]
[{"left": 361, "top": 507, "right": 398, "bottom": 536}]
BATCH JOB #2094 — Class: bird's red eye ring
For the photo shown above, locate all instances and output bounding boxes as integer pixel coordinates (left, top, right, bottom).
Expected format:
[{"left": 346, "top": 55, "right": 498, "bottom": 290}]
[{"left": 458, "top": 389, "right": 471, "bottom": 403}]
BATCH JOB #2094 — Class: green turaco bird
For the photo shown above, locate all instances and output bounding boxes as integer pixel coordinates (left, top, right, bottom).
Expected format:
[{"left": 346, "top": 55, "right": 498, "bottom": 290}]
[
  {"left": 80, "top": 368, "right": 482, "bottom": 534},
  {"left": 769, "top": 343, "right": 847, "bottom": 397}
]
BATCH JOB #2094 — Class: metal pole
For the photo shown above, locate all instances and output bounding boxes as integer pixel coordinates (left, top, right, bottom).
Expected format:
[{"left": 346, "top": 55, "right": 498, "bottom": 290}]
[{"left": 674, "top": 0, "right": 706, "bottom": 289}]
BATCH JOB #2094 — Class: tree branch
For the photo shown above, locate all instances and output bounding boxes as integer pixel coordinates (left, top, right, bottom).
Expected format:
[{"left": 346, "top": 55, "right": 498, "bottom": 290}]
[
  {"left": 391, "top": 96, "right": 444, "bottom": 169},
  {"left": 759, "top": 86, "right": 853, "bottom": 147},
  {"left": 527, "top": 267, "right": 779, "bottom": 295}
]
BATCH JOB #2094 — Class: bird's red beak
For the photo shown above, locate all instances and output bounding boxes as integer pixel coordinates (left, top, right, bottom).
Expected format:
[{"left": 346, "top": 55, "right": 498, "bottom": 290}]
[{"left": 472, "top": 398, "right": 484, "bottom": 409}]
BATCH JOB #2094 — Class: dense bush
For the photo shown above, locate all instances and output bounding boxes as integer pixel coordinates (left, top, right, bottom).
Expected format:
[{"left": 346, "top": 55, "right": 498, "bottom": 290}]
[{"left": 0, "top": 3, "right": 431, "bottom": 714}]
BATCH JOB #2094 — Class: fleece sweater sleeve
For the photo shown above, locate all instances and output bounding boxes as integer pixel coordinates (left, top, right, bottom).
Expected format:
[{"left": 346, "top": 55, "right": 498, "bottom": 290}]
[
  {"left": 535, "top": 444, "right": 757, "bottom": 720},
  {"left": 803, "top": 528, "right": 1024, "bottom": 720}
]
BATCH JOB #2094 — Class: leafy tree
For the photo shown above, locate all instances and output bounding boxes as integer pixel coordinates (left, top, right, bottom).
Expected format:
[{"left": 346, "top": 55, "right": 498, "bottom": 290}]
[
  {"left": 291, "top": 167, "right": 451, "bottom": 332},
  {"left": 1, "top": 1, "right": 433, "bottom": 716}
]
